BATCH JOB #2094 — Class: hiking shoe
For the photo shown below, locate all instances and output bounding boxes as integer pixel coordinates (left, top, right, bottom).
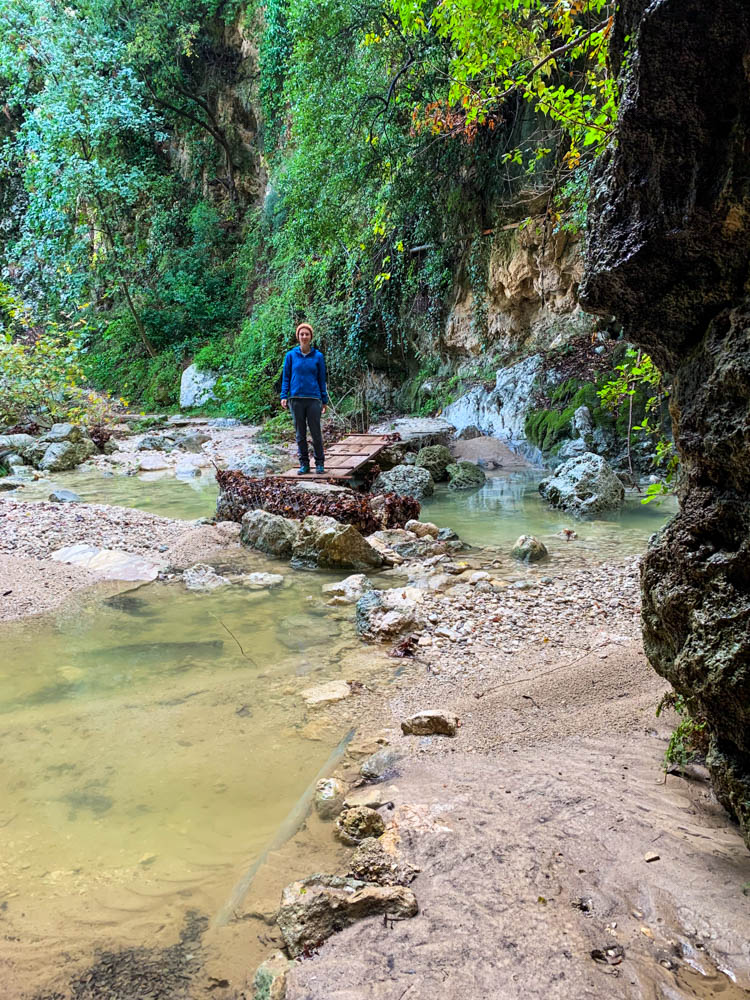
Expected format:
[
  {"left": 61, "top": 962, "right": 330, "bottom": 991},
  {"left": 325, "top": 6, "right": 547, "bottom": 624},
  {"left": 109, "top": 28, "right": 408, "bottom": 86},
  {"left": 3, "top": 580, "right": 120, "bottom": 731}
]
[
  {"left": 297, "top": 464, "right": 310, "bottom": 475},
  {"left": 316, "top": 464, "right": 325, "bottom": 474}
]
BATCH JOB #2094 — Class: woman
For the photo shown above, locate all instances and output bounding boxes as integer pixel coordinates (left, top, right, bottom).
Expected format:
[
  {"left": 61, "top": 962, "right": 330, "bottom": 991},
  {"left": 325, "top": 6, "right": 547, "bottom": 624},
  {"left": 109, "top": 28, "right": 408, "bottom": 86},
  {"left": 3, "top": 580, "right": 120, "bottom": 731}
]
[{"left": 280, "top": 322, "right": 328, "bottom": 474}]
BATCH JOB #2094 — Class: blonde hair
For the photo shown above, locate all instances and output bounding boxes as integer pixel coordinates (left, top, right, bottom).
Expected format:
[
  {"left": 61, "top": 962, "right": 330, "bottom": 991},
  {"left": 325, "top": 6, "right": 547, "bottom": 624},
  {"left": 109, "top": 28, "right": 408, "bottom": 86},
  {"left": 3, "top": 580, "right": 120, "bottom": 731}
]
[{"left": 295, "top": 322, "right": 313, "bottom": 339}]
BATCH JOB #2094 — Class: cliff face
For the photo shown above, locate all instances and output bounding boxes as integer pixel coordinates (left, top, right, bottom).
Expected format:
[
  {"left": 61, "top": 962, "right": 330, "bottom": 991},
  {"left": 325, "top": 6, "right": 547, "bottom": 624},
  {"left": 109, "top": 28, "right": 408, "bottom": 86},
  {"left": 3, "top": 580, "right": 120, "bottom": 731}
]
[
  {"left": 581, "top": 0, "right": 750, "bottom": 845},
  {"left": 442, "top": 221, "right": 588, "bottom": 359}
]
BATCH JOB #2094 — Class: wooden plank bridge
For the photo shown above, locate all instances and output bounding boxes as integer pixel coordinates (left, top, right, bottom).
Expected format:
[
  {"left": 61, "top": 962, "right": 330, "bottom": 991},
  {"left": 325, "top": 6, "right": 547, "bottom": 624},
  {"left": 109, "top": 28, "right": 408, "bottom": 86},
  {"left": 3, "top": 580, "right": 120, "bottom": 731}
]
[{"left": 279, "top": 433, "right": 394, "bottom": 483}]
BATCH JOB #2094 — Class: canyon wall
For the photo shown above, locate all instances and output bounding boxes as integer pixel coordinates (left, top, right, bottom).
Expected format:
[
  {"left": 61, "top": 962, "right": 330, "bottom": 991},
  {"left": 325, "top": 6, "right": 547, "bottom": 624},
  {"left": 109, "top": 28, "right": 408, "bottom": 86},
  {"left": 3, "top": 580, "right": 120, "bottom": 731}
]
[{"left": 581, "top": 0, "right": 750, "bottom": 845}]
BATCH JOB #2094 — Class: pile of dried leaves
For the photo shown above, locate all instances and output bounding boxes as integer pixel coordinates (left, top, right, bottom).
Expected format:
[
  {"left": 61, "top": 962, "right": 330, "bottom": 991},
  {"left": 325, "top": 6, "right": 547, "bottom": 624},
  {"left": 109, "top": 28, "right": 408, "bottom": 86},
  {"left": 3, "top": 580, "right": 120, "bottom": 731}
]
[{"left": 215, "top": 469, "right": 420, "bottom": 533}]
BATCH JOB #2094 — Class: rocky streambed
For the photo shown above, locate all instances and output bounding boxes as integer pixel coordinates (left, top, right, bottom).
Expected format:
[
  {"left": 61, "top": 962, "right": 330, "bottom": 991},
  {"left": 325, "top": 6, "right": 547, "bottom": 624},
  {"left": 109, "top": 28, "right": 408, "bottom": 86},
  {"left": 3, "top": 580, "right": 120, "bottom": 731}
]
[{"left": 0, "top": 418, "right": 748, "bottom": 1000}]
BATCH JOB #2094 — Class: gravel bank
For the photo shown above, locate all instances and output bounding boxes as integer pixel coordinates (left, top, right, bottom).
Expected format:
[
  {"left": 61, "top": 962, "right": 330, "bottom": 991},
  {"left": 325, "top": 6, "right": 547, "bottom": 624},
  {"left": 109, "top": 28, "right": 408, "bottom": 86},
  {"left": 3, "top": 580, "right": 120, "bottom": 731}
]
[{"left": 0, "top": 497, "right": 188, "bottom": 559}]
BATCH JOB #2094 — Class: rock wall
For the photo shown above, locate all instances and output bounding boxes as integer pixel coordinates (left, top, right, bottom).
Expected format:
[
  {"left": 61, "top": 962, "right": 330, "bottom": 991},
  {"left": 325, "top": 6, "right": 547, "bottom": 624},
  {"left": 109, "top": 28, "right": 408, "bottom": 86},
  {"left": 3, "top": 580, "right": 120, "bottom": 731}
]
[
  {"left": 169, "top": 14, "right": 265, "bottom": 207},
  {"left": 441, "top": 220, "right": 590, "bottom": 359},
  {"left": 581, "top": 0, "right": 750, "bottom": 846}
]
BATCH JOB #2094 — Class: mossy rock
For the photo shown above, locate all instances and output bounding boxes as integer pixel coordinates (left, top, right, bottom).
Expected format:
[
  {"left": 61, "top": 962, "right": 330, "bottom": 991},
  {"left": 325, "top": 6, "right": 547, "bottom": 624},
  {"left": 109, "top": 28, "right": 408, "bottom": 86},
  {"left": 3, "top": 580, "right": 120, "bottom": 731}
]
[
  {"left": 415, "top": 444, "right": 452, "bottom": 481},
  {"left": 446, "top": 461, "right": 486, "bottom": 490}
]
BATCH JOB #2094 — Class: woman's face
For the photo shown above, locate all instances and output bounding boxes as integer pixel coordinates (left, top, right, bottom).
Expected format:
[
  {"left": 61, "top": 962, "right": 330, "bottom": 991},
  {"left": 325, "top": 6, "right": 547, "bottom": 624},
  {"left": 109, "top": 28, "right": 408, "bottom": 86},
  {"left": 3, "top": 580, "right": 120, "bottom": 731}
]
[{"left": 297, "top": 327, "right": 312, "bottom": 350}]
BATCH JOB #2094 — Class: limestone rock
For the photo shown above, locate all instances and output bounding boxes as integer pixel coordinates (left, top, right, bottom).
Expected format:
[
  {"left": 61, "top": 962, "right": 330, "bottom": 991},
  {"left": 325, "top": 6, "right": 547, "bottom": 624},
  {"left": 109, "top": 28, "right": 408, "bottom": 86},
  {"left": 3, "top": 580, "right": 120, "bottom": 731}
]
[
  {"left": 313, "top": 778, "right": 348, "bottom": 820},
  {"left": 183, "top": 563, "right": 230, "bottom": 591},
  {"left": 138, "top": 434, "right": 174, "bottom": 451},
  {"left": 539, "top": 452, "right": 625, "bottom": 516},
  {"left": 39, "top": 438, "right": 96, "bottom": 472},
  {"left": 173, "top": 430, "right": 209, "bottom": 452},
  {"left": 446, "top": 460, "right": 486, "bottom": 490},
  {"left": 240, "top": 509, "right": 300, "bottom": 559},
  {"left": 401, "top": 710, "right": 458, "bottom": 737},
  {"left": 455, "top": 425, "right": 483, "bottom": 440},
  {"left": 443, "top": 355, "right": 542, "bottom": 441},
  {"left": 138, "top": 454, "right": 170, "bottom": 472},
  {"left": 240, "top": 571, "right": 284, "bottom": 589},
  {"left": 42, "top": 422, "right": 83, "bottom": 443},
  {"left": 369, "top": 416, "right": 454, "bottom": 448},
  {"left": 404, "top": 519, "right": 439, "bottom": 539},
  {"left": 373, "top": 464, "right": 434, "bottom": 501},
  {"left": 301, "top": 679, "right": 351, "bottom": 707},
  {"left": 50, "top": 544, "right": 160, "bottom": 582},
  {"left": 277, "top": 874, "right": 418, "bottom": 957},
  {"left": 356, "top": 588, "right": 425, "bottom": 640},
  {"left": 511, "top": 535, "right": 549, "bottom": 563},
  {"left": 180, "top": 363, "right": 218, "bottom": 408},
  {"left": 335, "top": 805, "right": 385, "bottom": 845},
  {"left": 49, "top": 489, "right": 81, "bottom": 503},
  {"left": 293, "top": 515, "right": 383, "bottom": 570},
  {"left": 0, "top": 433, "right": 35, "bottom": 453},
  {"left": 321, "top": 573, "right": 372, "bottom": 604},
  {"left": 360, "top": 749, "right": 401, "bottom": 783},
  {"left": 415, "top": 444, "right": 453, "bottom": 482}
]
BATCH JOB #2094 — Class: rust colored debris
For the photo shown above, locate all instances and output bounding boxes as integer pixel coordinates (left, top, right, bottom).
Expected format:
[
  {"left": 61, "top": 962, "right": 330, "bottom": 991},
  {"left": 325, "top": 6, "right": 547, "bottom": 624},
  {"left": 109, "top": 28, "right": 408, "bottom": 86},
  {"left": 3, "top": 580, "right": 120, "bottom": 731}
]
[{"left": 215, "top": 468, "right": 420, "bottom": 534}]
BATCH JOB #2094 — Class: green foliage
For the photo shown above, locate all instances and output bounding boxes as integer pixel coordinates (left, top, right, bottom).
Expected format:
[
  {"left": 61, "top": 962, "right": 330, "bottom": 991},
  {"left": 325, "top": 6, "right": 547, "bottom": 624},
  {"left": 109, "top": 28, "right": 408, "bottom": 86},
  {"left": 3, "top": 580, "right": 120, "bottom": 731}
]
[
  {"left": 391, "top": 0, "right": 617, "bottom": 166},
  {"left": 656, "top": 692, "right": 709, "bottom": 772},
  {"left": 598, "top": 348, "right": 677, "bottom": 498},
  {"left": 0, "top": 282, "right": 120, "bottom": 425},
  {"left": 256, "top": 409, "right": 294, "bottom": 443},
  {"left": 525, "top": 378, "right": 613, "bottom": 453}
]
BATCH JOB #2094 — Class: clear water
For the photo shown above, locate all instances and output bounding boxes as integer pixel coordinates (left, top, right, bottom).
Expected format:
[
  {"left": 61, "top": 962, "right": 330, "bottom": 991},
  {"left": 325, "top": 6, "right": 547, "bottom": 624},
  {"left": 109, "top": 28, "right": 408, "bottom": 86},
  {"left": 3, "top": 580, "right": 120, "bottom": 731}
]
[
  {"left": 422, "top": 471, "right": 677, "bottom": 559},
  {"left": 19, "top": 467, "right": 220, "bottom": 520},
  {"left": 0, "top": 466, "right": 677, "bottom": 990}
]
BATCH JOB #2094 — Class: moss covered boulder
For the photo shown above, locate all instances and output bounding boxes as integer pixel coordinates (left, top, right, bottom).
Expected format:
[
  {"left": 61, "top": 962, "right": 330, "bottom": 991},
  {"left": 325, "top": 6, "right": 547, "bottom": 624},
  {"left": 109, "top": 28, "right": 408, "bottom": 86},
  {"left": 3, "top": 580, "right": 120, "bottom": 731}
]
[
  {"left": 415, "top": 444, "right": 453, "bottom": 482},
  {"left": 446, "top": 461, "right": 486, "bottom": 490}
]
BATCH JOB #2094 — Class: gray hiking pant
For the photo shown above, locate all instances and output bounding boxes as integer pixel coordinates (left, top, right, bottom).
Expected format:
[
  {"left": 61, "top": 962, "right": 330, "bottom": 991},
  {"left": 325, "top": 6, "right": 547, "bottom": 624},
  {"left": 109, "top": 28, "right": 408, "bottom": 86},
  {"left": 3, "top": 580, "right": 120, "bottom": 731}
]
[{"left": 290, "top": 397, "right": 324, "bottom": 466}]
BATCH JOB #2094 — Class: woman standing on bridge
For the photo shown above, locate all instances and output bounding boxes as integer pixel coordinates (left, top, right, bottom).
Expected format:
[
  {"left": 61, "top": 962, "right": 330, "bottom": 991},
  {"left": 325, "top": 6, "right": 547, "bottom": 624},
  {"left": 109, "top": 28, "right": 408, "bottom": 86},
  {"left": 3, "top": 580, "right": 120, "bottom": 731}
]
[{"left": 280, "top": 322, "right": 328, "bottom": 474}]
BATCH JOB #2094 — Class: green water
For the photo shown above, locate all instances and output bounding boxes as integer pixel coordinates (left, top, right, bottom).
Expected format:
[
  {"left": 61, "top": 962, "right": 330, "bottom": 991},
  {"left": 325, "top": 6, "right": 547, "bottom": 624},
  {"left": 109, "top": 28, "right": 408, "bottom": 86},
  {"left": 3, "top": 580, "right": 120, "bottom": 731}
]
[
  {"left": 19, "top": 466, "right": 220, "bottom": 520},
  {"left": 422, "top": 471, "right": 678, "bottom": 558}
]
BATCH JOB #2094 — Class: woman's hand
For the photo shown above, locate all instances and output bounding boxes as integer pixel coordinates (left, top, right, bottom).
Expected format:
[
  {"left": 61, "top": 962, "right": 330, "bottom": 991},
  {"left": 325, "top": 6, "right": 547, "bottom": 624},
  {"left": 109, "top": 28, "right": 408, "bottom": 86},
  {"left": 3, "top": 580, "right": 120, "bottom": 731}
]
[
  {"left": 281, "top": 399, "right": 288, "bottom": 410},
  {"left": 321, "top": 405, "right": 327, "bottom": 415}
]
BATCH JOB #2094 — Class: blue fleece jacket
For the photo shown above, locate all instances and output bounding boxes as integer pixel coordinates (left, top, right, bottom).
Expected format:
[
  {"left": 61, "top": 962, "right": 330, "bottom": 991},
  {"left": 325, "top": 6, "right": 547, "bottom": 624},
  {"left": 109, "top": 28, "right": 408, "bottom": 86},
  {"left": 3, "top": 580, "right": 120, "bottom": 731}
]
[{"left": 280, "top": 346, "right": 328, "bottom": 403}]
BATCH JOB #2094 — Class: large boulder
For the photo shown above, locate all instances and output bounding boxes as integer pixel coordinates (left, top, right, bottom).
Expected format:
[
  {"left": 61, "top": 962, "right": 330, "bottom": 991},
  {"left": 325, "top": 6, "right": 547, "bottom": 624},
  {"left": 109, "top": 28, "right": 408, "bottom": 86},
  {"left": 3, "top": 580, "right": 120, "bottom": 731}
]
[
  {"left": 277, "top": 874, "right": 418, "bottom": 957},
  {"left": 293, "top": 515, "right": 384, "bottom": 570},
  {"left": 356, "top": 587, "right": 425, "bottom": 639},
  {"left": 511, "top": 535, "right": 548, "bottom": 563},
  {"left": 240, "top": 509, "right": 300, "bottom": 559},
  {"left": 180, "top": 363, "right": 218, "bottom": 408},
  {"left": 538, "top": 452, "right": 624, "bottom": 516},
  {"left": 0, "top": 433, "right": 35, "bottom": 453},
  {"left": 446, "top": 461, "right": 486, "bottom": 490},
  {"left": 415, "top": 444, "right": 453, "bottom": 482},
  {"left": 373, "top": 464, "right": 434, "bottom": 500},
  {"left": 38, "top": 438, "right": 96, "bottom": 472}
]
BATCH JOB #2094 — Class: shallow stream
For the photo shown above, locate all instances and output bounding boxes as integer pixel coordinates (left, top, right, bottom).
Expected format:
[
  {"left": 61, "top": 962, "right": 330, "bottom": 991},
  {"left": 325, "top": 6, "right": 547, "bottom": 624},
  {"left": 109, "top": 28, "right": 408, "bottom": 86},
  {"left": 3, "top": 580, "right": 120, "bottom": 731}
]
[{"left": 1, "top": 467, "right": 678, "bottom": 993}]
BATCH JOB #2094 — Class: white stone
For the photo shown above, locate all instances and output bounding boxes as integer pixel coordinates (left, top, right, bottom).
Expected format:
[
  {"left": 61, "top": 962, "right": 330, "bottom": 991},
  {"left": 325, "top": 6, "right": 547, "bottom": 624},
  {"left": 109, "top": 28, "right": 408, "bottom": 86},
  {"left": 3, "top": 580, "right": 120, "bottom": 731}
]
[
  {"left": 321, "top": 573, "right": 372, "bottom": 603},
  {"left": 138, "top": 454, "right": 170, "bottom": 471},
  {"left": 240, "top": 571, "right": 284, "bottom": 589},
  {"left": 301, "top": 679, "right": 352, "bottom": 706},
  {"left": 443, "top": 355, "right": 542, "bottom": 447},
  {"left": 183, "top": 563, "right": 230, "bottom": 591},
  {"left": 179, "top": 363, "right": 218, "bottom": 409},
  {"left": 50, "top": 544, "right": 161, "bottom": 582}
]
